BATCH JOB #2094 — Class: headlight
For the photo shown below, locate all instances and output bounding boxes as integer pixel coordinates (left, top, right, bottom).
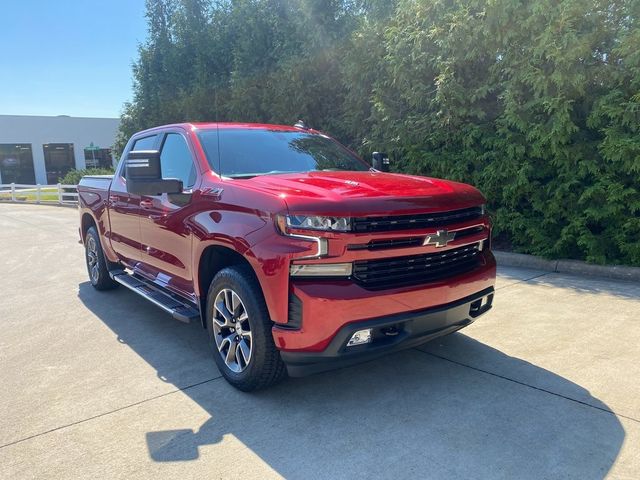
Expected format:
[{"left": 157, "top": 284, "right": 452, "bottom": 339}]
[{"left": 277, "top": 215, "right": 351, "bottom": 232}]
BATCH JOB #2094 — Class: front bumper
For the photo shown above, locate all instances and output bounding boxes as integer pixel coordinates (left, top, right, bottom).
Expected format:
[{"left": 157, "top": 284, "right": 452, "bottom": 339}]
[
  {"left": 281, "top": 286, "right": 494, "bottom": 377},
  {"left": 272, "top": 250, "right": 496, "bottom": 351}
]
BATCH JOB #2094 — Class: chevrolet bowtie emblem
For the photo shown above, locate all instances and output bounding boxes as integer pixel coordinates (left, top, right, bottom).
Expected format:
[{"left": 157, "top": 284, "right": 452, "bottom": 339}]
[{"left": 423, "top": 229, "right": 455, "bottom": 248}]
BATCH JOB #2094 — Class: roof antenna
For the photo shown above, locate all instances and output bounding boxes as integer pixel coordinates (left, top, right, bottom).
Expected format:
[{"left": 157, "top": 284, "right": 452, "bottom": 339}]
[{"left": 294, "top": 119, "right": 309, "bottom": 130}]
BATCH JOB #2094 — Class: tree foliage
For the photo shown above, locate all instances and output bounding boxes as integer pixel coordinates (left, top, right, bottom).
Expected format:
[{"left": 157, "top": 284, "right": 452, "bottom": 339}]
[
  {"left": 120, "top": 0, "right": 640, "bottom": 266},
  {"left": 60, "top": 168, "right": 115, "bottom": 185}
]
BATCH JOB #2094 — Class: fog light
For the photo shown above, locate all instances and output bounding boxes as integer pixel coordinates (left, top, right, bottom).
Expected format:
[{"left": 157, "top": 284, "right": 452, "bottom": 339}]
[
  {"left": 347, "top": 329, "right": 372, "bottom": 347},
  {"left": 290, "top": 263, "right": 352, "bottom": 277}
]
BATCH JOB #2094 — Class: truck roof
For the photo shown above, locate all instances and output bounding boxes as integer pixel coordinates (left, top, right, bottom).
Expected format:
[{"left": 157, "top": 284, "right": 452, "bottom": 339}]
[{"left": 135, "top": 122, "right": 314, "bottom": 136}]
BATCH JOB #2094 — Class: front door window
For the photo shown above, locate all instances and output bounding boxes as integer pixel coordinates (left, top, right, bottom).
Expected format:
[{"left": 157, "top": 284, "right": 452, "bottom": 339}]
[{"left": 160, "top": 133, "right": 196, "bottom": 188}]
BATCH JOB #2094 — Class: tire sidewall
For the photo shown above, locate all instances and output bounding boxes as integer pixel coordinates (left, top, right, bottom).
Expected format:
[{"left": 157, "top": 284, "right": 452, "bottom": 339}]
[
  {"left": 85, "top": 226, "right": 114, "bottom": 289},
  {"left": 206, "top": 267, "right": 273, "bottom": 384}
]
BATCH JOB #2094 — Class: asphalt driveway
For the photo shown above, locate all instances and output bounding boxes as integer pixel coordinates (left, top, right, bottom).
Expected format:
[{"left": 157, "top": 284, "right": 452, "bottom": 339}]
[{"left": 1, "top": 203, "right": 639, "bottom": 479}]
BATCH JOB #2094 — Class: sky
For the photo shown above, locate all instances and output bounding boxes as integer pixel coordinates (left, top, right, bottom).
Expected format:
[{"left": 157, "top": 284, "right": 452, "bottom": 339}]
[{"left": 0, "top": 0, "right": 147, "bottom": 118}]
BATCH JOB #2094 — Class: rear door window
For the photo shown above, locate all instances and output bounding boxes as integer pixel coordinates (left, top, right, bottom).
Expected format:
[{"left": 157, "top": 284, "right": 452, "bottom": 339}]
[
  {"left": 132, "top": 135, "right": 158, "bottom": 151},
  {"left": 120, "top": 135, "right": 159, "bottom": 178}
]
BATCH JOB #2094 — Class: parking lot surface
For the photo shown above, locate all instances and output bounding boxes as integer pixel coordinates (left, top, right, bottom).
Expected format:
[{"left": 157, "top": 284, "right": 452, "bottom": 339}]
[{"left": 1, "top": 203, "right": 639, "bottom": 479}]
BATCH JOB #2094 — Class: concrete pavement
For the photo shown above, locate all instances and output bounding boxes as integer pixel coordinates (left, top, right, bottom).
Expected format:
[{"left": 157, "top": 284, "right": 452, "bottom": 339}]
[{"left": 0, "top": 203, "right": 638, "bottom": 479}]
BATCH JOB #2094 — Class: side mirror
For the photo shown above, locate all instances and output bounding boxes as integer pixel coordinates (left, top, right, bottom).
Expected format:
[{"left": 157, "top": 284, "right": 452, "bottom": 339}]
[
  {"left": 372, "top": 152, "right": 390, "bottom": 172},
  {"left": 125, "top": 150, "right": 182, "bottom": 195}
]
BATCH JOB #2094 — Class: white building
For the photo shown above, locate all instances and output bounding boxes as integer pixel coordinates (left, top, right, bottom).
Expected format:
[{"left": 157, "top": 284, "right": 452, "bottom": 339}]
[{"left": 0, "top": 114, "right": 120, "bottom": 185}]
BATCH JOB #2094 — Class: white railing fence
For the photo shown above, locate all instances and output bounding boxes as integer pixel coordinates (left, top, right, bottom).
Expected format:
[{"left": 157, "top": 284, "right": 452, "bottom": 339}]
[{"left": 0, "top": 183, "right": 78, "bottom": 205}]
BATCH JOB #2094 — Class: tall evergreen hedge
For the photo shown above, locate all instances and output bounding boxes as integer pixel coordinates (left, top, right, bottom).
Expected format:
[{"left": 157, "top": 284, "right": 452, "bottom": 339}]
[{"left": 119, "top": 0, "right": 640, "bottom": 266}]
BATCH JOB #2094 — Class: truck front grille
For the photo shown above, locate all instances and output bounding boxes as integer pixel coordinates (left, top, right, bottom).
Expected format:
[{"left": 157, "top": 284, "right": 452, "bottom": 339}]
[
  {"left": 352, "top": 206, "right": 483, "bottom": 233},
  {"left": 352, "top": 243, "right": 482, "bottom": 290}
]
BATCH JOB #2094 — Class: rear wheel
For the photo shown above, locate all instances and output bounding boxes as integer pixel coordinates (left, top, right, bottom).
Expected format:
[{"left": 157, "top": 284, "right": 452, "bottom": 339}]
[
  {"left": 85, "top": 226, "right": 118, "bottom": 291},
  {"left": 206, "top": 265, "right": 286, "bottom": 391}
]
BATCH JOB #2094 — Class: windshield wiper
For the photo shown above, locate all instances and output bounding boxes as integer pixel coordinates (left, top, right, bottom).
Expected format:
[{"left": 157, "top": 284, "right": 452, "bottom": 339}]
[
  {"left": 225, "top": 173, "right": 259, "bottom": 179},
  {"left": 262, "top": 170, "right": 301, "bottom": 176},
  {"left": 226, "top": 170, "right": 301, "bottom": 179}
]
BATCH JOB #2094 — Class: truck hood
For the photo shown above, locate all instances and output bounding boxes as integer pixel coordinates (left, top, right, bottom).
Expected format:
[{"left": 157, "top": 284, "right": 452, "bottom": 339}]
[{"left": 242, "top": 171, "right": 485, "bottom": 216}]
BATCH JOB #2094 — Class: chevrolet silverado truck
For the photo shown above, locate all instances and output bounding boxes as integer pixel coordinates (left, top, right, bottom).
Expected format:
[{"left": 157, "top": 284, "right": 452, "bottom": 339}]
[{"left": 78, "top": 122, "right": 496, "bottom": 391}]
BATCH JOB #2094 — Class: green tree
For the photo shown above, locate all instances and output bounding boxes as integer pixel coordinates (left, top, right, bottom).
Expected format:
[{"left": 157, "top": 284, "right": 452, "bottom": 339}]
[{"left": 119, "top": 0, "right": 640, "bottom": 265}]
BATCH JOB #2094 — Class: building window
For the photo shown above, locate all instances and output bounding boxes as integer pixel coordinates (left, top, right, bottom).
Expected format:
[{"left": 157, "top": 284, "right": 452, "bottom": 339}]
[
  {"left": 43, "top": 143, "right": 75, "bottom": 184},
  {"left": 0, "top": 144, "right": 36, "bottom": 184},
  {"left": 84, "top": 147, "right": 113, "bottom": 168}
]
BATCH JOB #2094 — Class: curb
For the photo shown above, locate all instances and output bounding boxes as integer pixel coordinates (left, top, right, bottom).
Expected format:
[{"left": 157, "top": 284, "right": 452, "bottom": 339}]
[
  {"left": 494, "top": 251, "right": 640, "bottom": 283},
  {"left": 0, "top": 200, "right": 77, "bottom": 209}
]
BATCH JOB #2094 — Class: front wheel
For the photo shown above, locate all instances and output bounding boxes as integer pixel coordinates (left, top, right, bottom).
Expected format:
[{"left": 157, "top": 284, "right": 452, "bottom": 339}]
[{"left": 206, "top": 265, "right": 286, "bottom": 391}]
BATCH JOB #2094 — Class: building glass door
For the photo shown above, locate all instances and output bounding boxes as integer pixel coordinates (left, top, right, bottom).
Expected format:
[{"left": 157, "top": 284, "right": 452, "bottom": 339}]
[
  {"left": 84, "top": 146, "right": 113, "bottom": 168},
  {"left": 0, "top": 144, "right": 36, "bottom": 184},
  {"left": 43, "top": 143, "right": 75, "bottom": 184}
]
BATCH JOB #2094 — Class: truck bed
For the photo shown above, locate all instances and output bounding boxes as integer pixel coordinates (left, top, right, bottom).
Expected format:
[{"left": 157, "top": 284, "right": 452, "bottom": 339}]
[{"left": 78, "top": 175, "right": 114, "bottom": 190}]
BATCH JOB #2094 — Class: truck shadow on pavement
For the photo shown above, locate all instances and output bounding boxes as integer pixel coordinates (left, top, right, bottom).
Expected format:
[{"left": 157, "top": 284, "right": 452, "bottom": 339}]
[{"left": 78, "top": 282, "right": 625, "bottom": 479}]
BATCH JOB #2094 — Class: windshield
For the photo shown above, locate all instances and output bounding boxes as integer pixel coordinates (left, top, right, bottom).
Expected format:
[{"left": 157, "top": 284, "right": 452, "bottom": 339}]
[{"left": 197, "top": 128, "right": 369, "bottom": 178}]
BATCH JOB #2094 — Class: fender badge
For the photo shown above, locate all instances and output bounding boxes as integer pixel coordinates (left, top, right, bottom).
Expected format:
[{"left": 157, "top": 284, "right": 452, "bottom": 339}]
[{"left": 202, "top": 187, "right": 224, "bottom": 199}]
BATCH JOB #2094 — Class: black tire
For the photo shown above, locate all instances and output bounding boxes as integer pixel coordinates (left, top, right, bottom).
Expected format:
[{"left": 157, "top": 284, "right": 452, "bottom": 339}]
[
  {"left": 85, "top": 226, "right": 118, "bottom": 291},
  {"left": 206, "top": 264, "right": 287, "bottom": 391}
]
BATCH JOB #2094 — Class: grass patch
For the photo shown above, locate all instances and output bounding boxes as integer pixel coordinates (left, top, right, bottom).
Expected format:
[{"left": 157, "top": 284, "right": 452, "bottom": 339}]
[{"left": 0, "top": 187, "right": 68, "bottom": 202}]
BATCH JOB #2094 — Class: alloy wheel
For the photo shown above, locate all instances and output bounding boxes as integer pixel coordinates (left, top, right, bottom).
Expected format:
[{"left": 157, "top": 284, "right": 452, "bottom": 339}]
[
  {"left": 212, "top": 288, "right": 253, "bottom": 373},
  {"left": 86, "top": 236, "right": 100, "bottom": 283}
]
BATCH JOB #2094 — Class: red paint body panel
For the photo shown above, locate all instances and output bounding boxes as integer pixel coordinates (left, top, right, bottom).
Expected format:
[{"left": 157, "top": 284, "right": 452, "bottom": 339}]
[
  {"left": 278, "top": 251, "right": 496, "bottom": 352},
  {"left": 78, "top": 122, "right": 496, "bottom": 356},
  {"left": 245, "top": 171, "right": 484, "bottom": 216}
]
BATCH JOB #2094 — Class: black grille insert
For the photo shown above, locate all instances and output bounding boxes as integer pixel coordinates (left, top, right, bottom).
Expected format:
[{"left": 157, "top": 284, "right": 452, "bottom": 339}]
[
  {"left": 347, "top": 237, "right": 424, "bottom": 251},
  {"left": 353, "top": 243, "right": 482, "bottom": 290},
  {"left": 285, "top": 292, "right": 303, "bottom": 330},
  {"left": 352, "top": 206, "right": 483, "bottom": 233},
  {"left": 347, "top": 226, "right": 486, "bottom": 252}
]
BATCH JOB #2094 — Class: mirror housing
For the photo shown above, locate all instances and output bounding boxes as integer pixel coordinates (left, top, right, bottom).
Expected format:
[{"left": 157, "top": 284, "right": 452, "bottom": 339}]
[
  {"left": 372, "top": 152, "right": 390, "bottom": 172},
  {"left": 125, "top": 150, "right": 183, "bottom": 195}
]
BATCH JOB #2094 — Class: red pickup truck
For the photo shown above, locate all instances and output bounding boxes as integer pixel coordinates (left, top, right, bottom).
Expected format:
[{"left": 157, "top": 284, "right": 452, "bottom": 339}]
[{"left": 78, "top": 122, "right": 496, "bottom": 391}]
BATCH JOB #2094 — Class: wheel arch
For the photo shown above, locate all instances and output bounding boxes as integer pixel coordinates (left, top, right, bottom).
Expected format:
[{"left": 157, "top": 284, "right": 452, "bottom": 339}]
[
  {"left": 196, "top": 244, "right": 263, "bottom": 329},
  {"left": 80, "top": 212, "right": 98, "bottom": 243}
]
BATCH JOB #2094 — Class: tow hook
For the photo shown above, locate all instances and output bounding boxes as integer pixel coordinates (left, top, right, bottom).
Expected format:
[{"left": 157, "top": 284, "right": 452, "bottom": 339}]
[{"left": 381, "top": 326, "right": 400, "bottom": 336}]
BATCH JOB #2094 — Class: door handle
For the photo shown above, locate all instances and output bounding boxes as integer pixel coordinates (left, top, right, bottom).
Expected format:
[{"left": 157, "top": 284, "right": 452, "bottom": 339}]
[
  {"left": 108, "top": 195, "right": 119, "bottom": 204},
  {"left": 140, "top": 199, "right": 154, "bottom": 209}
]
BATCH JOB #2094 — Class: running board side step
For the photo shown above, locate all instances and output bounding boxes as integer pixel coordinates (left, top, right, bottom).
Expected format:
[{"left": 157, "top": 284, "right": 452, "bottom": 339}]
[{"left": 109, "top": 270, "right": 200, "bottom": 324}]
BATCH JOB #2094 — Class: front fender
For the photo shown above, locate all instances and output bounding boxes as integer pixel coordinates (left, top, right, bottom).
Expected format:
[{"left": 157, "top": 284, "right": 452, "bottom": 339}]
[{"left": 189, "top": 203, "right": 292, "bottom": 324}]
